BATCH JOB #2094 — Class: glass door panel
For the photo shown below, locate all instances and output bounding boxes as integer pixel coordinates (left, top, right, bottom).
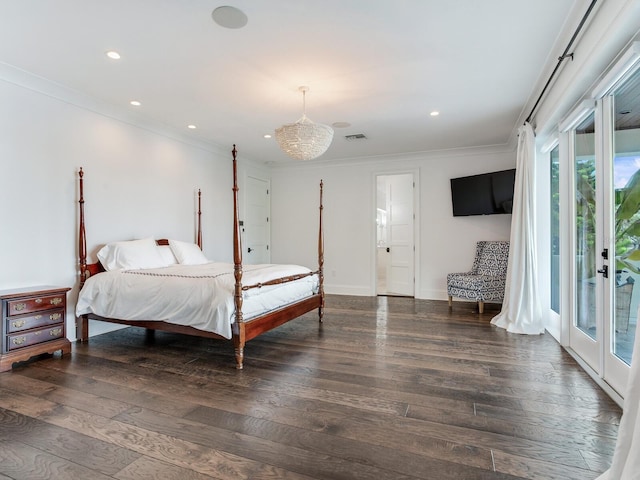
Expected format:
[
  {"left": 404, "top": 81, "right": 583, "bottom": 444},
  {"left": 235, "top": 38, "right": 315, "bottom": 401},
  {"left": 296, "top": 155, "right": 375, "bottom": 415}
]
[
  {"left": 574, "top": 113, "right": 598, "bottom": 340},
  {"left": 550, "top": 145, "right": 560, "bottom": 315},
  {"left": 611, "top": 68, "right": 640, "bottom": 367}
]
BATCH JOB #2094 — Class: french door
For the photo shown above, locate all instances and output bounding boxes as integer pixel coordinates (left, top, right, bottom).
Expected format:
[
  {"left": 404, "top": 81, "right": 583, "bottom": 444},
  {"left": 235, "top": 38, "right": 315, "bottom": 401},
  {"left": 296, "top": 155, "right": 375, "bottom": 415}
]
[
  {"left": 566, "top": 64, "right": 640, "bottom": 396},
  {"left": 568, "top": 109, "right": 601, "bottom": 372}
]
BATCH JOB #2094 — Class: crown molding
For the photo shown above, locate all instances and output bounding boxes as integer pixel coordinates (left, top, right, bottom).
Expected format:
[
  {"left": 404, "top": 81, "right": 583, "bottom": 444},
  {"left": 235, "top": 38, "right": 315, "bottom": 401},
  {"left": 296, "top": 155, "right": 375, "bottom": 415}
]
[{"left": 0, "top": 61, "right": 225, "bottom": 155}]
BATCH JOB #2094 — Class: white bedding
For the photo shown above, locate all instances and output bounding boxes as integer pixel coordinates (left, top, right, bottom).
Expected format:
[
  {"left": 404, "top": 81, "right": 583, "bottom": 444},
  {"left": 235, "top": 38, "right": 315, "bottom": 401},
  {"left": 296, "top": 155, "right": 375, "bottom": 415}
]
[{"left": 76, "top": 263, "right": 319, "bottom": 339}]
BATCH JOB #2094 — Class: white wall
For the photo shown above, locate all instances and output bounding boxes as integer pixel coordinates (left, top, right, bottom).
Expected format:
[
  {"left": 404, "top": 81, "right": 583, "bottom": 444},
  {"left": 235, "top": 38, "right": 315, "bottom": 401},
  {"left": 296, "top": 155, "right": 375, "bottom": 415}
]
[
  {"left": 270, "top": 147, "right": 515, "bottom": 300},
  {"left": 0, "top": 77, "right": 239, "bottom": 340}
]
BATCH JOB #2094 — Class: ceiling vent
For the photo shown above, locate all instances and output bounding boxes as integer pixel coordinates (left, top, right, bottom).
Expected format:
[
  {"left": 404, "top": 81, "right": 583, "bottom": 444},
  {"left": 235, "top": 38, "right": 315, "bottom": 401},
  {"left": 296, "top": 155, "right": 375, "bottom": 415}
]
[{"left": 345, "top": 133, "right": 367, "bottom": 141}]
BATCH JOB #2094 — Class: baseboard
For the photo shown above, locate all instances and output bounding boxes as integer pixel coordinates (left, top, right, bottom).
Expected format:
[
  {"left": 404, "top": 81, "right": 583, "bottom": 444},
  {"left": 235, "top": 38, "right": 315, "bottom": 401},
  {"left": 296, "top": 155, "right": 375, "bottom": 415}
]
[
  {"left": 418, "top": 288, "right": 449, "bottom": 301},
  {"left": 324, "top": 284, "right": 373, "bottom": 296}
]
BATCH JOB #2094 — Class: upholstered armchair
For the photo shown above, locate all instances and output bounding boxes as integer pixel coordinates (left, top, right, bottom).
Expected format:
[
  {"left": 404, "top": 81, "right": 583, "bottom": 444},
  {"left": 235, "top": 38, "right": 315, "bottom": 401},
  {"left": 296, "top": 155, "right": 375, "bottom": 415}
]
[{"left": 447, "top": 241, "right": 510, "bottom": 313}]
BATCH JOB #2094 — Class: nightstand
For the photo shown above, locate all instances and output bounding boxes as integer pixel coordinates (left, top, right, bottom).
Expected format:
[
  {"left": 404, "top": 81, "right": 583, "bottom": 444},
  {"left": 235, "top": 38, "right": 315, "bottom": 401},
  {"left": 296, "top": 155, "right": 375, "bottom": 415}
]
[{"left": 1, "top": 285, "right": 71, "bottom": 372}]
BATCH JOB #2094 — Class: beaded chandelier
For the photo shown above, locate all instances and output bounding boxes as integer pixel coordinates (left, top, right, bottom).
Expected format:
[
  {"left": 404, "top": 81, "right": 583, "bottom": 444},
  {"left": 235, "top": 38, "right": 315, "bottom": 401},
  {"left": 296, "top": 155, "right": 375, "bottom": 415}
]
[{"left": 275, "top": 86, "right": 334, "bottom": 161}]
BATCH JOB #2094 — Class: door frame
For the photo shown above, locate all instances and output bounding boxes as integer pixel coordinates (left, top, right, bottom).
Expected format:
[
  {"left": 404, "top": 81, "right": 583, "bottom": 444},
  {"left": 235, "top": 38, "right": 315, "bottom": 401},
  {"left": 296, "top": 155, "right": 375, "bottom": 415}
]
[{"left": 372, "top": 169, "right": 420, "bottom": 297}]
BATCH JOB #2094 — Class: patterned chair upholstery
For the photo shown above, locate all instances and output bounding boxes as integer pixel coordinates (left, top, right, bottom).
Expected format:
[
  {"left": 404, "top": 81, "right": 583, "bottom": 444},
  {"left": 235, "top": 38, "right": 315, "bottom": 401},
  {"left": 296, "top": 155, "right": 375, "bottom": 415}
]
[{"left": 447, "top": 241, "right": 510, "bottom": 313}]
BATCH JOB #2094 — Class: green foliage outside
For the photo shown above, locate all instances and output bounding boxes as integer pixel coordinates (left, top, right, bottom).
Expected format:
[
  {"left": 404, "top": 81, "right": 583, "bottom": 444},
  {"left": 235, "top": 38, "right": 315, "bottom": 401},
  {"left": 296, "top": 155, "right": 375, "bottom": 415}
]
[
  {"left": 615, "top": 167, "right": 640, "bottom": 274},
  {"left": 575, "top": 158, "right": 640, "bottom": 277}
]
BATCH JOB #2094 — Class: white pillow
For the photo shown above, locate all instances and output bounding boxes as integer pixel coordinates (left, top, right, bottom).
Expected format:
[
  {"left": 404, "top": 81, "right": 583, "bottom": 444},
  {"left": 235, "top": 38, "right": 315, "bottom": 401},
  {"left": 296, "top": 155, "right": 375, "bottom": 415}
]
[
  {"left": 156, "top": 245, "right": 178, "bottom": 266},
  {"left": 169, "top": 239, "right": 209, "bottom": 265},
  {"left": 97, "top": 238, "right": 169, "bottom": 271}
]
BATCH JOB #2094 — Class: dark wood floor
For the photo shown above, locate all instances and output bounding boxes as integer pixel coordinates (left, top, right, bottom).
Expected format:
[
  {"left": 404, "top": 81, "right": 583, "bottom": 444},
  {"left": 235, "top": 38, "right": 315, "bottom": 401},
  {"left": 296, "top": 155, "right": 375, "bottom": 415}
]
[{"left": 0, "top": 295, "right": 621, "bottom": 480}]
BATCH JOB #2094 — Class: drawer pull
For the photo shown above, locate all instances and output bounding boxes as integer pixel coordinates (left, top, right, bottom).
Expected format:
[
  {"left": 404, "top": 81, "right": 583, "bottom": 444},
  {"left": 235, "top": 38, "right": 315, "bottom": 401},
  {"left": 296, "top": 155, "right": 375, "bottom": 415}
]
[
  {"left": 11, "top": 319, "right": 26, "bottom": 329},
  {"left": 35, "top": 298, "right": 43, "bottom": 304},
  {"left": 14, "top": 303, "right": 26, "bottom": 311},
  {"left": 49, "top": 313, "right": 62, "bottom": 321},
  {"left": 50, "top": 328, "right": 62, "bottom": 336},
  {"left": 12, "top": 337, "right": 26, "bottom": 346},
  {"left": 50, "top": 297, "right": 63, "bottom": 306}
]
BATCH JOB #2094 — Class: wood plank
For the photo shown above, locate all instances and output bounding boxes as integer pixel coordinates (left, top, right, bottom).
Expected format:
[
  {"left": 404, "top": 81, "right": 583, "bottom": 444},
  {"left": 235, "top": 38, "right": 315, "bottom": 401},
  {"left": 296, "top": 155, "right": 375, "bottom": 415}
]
[
  {"left": 0, "top": 407, "right": 140, "bottom": 475},
  {"left": 20, "top": 362, "right": 199, "bottom": 418},
  {"left": 37, "top": 404, "right": 265, "bottom": 480},
  {"left": 0, "top": 369, "right": 132, "bottom": 419},
  {"left": 474, "top": 402, "right": 619, "bottom": 438},
  {"left": 113, "top": 455, "right": 219, "bottom": 480},
  {"left": 492, "top": 449, "right": 602, "bottom": 480},
  {"left": 0, "top": 438, "right": 115, "bottom": 480}
]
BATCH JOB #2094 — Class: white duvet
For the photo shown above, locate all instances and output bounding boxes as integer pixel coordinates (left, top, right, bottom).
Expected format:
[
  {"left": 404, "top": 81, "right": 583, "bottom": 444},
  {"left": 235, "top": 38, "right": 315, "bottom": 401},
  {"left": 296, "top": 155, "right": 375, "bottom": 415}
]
[{"left": 76, "top": 262, "right": 319, "bottom": 339}]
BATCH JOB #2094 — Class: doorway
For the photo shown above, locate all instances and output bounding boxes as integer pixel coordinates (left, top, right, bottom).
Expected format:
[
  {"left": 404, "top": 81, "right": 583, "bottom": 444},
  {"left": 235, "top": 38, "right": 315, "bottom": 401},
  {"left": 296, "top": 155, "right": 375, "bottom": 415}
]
[
  {"left": 244, "top": 175, "right": 270, "bottom": 265},
  {"left": 376, "top": 173, "right": 415, "bottom": 297}
]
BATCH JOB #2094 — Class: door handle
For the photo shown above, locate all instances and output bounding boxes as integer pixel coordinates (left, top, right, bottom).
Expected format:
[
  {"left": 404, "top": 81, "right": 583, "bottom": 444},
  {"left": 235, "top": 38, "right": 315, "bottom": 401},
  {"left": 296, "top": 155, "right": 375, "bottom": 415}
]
[
  {"left": 247, "top": 247, "right": 253, "bottom": 253},
  {"left": 386, "top": 247, "right": 390, "bottom": 253},
  {"left": 597, "top": 265, "right": 608, "bottom": 278}
]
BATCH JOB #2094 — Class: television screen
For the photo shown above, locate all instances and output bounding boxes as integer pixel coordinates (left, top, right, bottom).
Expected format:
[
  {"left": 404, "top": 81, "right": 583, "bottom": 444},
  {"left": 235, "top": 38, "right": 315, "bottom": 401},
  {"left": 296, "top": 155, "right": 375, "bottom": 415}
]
[{"left": 450, "top": 169, "right": 515, "bottom": 216}]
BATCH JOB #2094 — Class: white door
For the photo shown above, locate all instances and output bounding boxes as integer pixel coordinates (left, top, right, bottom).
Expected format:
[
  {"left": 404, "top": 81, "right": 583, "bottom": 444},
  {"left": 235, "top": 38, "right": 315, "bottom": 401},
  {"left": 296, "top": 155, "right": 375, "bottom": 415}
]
[
  {"left": 244, "top": 176, "right": 270, "bottom": 264},
  {"left": 602, "top": 74, "right": 640, "bottom": 394},
  {"left": 567, "top": 109, "right": 602, "bottom": 372},
  {"left": 564, "top": 60, "right": 640, "bottom": 397},
  {"left": 378, "top": 174, "right": 415, "bottom": 296}
]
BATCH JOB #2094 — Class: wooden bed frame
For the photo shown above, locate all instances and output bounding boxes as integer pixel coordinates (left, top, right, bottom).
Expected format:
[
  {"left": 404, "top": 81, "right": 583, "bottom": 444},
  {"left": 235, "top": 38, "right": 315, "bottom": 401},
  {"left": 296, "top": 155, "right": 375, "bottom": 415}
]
[{"left": 76, "top": 145, "right": 324, "bottom": 369}]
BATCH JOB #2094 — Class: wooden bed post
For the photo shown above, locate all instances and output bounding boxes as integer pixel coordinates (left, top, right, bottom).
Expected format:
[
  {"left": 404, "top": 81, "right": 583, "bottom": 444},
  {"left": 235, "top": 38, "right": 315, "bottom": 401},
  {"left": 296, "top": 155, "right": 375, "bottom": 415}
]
[
  {"left": 318, "top": 180, "right": 325, "bottom": 321},
  {"left": 231, "top": 145, "right": 246, "bottom": 369},
  {"left": 77, "top": 168, "right": 89, "bottom": 341},
  {"left": 196, "top": 189, "right": 202, "bottom": 249}
]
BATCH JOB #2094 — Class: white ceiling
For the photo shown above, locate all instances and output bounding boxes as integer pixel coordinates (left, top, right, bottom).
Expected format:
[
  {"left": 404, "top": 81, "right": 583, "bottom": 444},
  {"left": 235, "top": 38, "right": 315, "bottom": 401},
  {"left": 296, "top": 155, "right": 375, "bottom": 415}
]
[{"left": 0, "top": 0, "right": 582, "bottom": 164}]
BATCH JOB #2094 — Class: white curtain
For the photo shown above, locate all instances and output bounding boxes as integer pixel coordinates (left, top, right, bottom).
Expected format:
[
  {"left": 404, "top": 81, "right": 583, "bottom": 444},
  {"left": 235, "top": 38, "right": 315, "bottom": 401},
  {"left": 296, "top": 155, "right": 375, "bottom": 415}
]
[
  {"left": 491, "top": 122, "right": 545, "bottom": 334},
  {"left": 596, "top": 306, "right": 640, "bottom": 480}
]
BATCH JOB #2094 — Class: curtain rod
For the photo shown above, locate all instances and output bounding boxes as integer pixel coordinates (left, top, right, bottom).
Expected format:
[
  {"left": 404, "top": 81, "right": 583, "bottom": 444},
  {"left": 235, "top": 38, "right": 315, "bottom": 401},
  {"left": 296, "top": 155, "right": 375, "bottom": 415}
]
[{"left": 525, "top": 0, "right": 598, "bottom": 125}]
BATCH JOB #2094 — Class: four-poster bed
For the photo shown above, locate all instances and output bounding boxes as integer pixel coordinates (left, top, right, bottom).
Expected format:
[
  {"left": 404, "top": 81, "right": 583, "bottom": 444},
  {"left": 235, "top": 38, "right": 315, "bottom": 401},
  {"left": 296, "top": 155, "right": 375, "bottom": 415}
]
[{"left": 76, "top": 145, "right": 324, "bottom": 369}]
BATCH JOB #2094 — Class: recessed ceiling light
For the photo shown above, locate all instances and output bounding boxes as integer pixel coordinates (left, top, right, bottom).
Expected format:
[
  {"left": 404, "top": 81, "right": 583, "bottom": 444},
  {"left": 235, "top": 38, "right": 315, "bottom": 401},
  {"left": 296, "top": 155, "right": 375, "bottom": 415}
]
[
  {"left": 430, "top": 111, "right": 440, "bottom": 116},
  {"left": 264, "top": 134, "right": 272, "bottom": 139},
  {"left": 212, "top": 6, "right": 248, "bottom": 29},
  {"left": 187, "top": 124, "right": 197, "bottom": 129},
  {"left": 130, "top": 100, "right": 141, "bottom": 106},
  {"left": 106, "top": 50, "right": 121, "bottom": 60}
]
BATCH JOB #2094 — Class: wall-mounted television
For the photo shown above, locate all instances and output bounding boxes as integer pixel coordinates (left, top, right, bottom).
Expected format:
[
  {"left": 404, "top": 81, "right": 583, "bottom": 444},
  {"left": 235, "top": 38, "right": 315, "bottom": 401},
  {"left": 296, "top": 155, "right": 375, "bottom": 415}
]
[{"left": 450, "top": 169, "right": 516, "bottom": 216}]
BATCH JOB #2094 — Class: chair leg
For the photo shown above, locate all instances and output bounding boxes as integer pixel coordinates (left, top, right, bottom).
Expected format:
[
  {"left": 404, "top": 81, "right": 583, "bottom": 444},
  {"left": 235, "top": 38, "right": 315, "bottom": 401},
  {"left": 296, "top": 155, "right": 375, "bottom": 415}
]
[
  {"left": 448, "top": 296, "right": 452, "bottom": 308},
  {"left": 478, "top": 301, "right": 484, "bottom": 314}
]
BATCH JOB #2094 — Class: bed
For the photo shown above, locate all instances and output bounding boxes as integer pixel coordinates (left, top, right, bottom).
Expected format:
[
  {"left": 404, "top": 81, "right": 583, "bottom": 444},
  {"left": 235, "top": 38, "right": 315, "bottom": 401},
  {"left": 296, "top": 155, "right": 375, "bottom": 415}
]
[{"left": 75, "top": 145, "right": 325, "bottom": 369}]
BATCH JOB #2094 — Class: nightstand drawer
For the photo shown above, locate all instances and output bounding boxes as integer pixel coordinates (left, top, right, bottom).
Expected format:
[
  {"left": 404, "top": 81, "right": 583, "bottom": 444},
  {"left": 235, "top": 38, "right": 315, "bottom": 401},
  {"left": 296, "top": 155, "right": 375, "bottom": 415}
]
[
  {"left": 7, "top": 294, "right": 66, "bottom": 316},
  {"left": 6, "top": 325, "right": 64, "bottom": 351},
  {"left": 7, "top": 309, "right": 65, "bottom": 333}
]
